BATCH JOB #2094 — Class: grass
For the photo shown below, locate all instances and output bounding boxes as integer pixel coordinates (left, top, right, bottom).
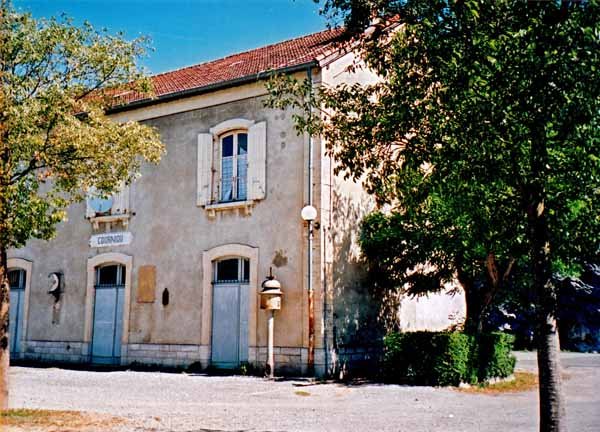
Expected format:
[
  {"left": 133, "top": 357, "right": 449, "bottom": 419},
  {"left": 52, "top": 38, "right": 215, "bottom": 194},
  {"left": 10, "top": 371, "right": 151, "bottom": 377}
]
[
  {"left": 0, "top": 408, "right": 126, "bottom": 431},
  {"left": 294, "top": 390, "right": 312, "bottom": 397},
  {"left": 458, "top": 372, "right": 538, "bottom": 394}
]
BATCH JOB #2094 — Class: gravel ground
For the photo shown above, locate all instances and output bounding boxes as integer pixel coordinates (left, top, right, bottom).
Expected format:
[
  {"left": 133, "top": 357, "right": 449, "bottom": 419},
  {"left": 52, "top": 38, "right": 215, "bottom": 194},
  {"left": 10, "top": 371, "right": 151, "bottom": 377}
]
[{"left": 8, "top": 352, "right": 600, "bottom": 432}]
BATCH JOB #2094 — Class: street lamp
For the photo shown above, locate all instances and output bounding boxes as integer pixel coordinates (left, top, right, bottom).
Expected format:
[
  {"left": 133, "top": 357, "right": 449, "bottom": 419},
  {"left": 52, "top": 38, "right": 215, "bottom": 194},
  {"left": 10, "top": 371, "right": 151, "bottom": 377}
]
[{"left": 301, "top": 205, "right": 317, "bottom": 222}]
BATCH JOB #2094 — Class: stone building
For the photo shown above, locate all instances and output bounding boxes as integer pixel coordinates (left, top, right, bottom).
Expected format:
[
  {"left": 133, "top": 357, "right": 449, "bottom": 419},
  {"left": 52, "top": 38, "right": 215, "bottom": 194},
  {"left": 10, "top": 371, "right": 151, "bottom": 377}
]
[{"left": 8, "top": 27, "right": 464, "bottom": 376}]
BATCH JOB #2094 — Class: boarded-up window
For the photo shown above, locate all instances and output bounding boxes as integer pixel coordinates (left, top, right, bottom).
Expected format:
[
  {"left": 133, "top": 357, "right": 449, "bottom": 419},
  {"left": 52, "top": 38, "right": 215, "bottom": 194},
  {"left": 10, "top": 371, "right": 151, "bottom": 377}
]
[{"left": 137, "top": 265, "right": 156, "bottom": 303}]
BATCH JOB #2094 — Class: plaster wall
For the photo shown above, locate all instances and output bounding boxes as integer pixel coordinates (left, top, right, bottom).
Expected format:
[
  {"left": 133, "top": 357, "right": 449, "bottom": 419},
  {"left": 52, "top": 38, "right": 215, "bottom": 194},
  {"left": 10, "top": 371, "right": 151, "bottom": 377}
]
[
  {"left": 318, "top": 53, "right": 379, "bottom": 374},
  {"left": 398, "top": 285, "right": 467, "bottom": 332}
]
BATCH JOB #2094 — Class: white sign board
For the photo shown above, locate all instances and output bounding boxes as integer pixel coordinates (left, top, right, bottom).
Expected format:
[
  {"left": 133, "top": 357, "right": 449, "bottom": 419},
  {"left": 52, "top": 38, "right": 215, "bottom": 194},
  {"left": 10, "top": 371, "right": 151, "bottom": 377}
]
[{"left": 90, "top": 232, "right": 132, "bottom": 248}]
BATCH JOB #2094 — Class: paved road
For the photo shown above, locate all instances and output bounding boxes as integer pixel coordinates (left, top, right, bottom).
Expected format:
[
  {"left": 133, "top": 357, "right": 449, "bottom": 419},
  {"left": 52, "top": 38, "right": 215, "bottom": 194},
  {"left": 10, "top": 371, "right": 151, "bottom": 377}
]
[{"left": 8, "top": 352, "right": 600, "bottom": 432}]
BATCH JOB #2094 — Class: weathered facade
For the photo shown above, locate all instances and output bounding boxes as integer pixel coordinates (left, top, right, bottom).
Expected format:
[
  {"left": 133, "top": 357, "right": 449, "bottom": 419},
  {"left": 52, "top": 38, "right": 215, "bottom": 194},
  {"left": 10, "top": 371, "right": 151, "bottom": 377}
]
[
  {"left": 6, "top": 29, "right": 377, "bottom": 376},
  {"left": 7, "top": 28, "right": 465, "bottom": 376}
]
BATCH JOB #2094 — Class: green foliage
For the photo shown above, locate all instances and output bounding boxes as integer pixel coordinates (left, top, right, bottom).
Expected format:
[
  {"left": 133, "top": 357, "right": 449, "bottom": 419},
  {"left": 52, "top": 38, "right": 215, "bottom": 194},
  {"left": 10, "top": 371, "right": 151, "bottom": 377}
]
[
  {"left": 477, "top": 332, "right": 516, "bottom": 381},
  {"left": 0, "top": 2, "right": 165, "bottom": 250},
  {"left": 268, "top": 0, "right": 600, "bottom": 330},
  {"left": 383, "top": 331, "right": 516, "bottom": 386},
  {"left": 383, "top": 331, "right": 473, "bottom": 386}
]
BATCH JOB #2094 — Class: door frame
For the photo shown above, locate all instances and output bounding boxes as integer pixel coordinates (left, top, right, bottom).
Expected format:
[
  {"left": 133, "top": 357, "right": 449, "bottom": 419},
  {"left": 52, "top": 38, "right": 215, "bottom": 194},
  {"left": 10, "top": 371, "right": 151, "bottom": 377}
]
[
  {"left": 84, "top": 253, "right": 132, "bottom": 362},
  {"left": 7, "top": 258, "right": 33, "bottom": 358},
  {"left": 201, "top": 244, "right": 258, "bottom": 364}
]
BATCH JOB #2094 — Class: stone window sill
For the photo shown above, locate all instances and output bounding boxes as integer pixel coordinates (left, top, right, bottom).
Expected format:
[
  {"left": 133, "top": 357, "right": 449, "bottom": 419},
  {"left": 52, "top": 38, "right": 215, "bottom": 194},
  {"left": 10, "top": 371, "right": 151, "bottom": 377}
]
[
  {"left": 204, "top": 200, "right": 255, "bottom": 218},
  {"left": 88, "top": 213, "right": 130, "bottom": 230}
]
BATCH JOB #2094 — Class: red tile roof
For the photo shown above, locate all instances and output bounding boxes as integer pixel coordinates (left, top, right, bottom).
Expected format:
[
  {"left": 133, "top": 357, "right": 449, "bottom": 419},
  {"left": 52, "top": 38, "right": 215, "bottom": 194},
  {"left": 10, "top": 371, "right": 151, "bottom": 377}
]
[{"left": 111, "top": 27, "right": 346, "bottom": 110}]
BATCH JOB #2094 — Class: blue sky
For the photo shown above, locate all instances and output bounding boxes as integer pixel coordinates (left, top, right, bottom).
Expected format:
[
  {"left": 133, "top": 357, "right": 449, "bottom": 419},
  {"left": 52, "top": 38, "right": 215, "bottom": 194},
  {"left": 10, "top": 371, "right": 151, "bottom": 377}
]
[{"left": 14, "top": 0, "right": 329, "bottom": 74}]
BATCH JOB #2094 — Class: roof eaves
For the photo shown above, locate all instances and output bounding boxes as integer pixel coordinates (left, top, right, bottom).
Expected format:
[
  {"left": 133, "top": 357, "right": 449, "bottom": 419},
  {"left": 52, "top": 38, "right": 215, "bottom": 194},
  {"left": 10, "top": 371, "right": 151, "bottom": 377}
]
[{"left": 107, "top": 61, "right": 319, "bottom": 115}]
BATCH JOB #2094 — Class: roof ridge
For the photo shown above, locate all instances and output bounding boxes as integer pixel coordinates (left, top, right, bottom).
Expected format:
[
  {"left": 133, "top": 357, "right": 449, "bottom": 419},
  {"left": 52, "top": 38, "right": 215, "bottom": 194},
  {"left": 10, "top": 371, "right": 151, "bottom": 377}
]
[{"left": 151, "top": 27, "right": 343, "bottom": 80}]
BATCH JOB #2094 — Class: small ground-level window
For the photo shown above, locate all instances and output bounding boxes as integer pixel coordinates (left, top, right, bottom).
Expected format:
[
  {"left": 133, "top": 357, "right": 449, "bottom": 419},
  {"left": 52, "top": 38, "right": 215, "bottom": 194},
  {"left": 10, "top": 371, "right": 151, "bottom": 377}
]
[{"left": 213, "top": 257, "right": 250, "bottom": 284}]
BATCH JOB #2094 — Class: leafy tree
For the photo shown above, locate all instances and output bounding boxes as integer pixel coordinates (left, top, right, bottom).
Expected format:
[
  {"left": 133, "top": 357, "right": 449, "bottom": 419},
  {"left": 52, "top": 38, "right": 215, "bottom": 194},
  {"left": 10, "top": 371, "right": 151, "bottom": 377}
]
[
  {"left": 268, "top": 1, "right": 599, "bottom": 430},
  {"left": 0, "top": 1, "right": 164, "bottom": 409}
]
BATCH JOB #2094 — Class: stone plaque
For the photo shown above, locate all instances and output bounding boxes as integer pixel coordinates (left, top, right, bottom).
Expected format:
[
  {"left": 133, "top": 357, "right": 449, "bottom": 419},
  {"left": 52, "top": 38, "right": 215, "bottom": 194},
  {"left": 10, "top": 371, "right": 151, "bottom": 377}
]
[{"left": 137, "top": 265, "right": 156, "bottom": 303}]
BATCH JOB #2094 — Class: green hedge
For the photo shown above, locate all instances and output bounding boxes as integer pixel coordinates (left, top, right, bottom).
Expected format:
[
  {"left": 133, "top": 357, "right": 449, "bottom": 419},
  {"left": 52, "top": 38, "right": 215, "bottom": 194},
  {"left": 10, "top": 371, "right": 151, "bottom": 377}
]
[
  {"left": 476, "top": 332, "right": 516, "bottom": 381},
  {"left": 383, "top": 331, "right": 515, "bottom": 386}
]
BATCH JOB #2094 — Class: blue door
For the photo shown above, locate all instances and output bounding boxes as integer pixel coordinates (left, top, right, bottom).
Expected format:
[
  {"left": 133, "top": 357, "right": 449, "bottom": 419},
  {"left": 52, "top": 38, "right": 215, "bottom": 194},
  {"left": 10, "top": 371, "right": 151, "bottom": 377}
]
[
  {"left": 8, "top": 269, "right": 26, "bottom": 357},
  {"left": 212, "top": 283, "right": 241, "bottom": 368},
  {"left": 211, "top": 258, "right": 249, "bottom": 369},
  {"left": 91, "top": 264, "right": 125, "bottom": 364}
]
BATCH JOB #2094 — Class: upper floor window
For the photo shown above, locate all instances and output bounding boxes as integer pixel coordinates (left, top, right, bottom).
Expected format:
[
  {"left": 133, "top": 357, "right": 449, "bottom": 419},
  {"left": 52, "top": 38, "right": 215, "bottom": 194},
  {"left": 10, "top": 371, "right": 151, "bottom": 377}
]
[
  {"left": 86, "top": 184, "right": 130, "bottom": 218},
  {"left": 220, "top": 131, "right": 248, "bottom": 202},
  {"left": 86, "top": 184, "right": 131, "bottom": 230},
  {"left": 197, "top": 119, "right": 266, "bottom": 217}
]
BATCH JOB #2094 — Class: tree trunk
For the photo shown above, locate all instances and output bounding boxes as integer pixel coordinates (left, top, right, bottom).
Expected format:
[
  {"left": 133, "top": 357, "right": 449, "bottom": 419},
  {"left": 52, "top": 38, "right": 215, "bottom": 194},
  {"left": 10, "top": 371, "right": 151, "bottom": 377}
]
[
  {"left": 0, "top": 75, "right": 9, "bottom": 411},
  {"left": 537, "top": 309, "right": 564, "bottom": 432},
  {"left": 0, "top": 246, "right": 9, "bottom": 411},
  {"left": 528, "top": 125, "right": 565, "bottom": 431},
  {"left": 531, "top": 214, "right": 565, "bottom": 432},
  {"left": 0, "top": 16, "right": 10, "bottom": 408},
  {"left": 462, "top": 281, "right": 483, "bottom": 333},
  {"left": 456, "top": 259, "right": 474, "bottom": 327},
  {"left": 456, "top": 262, "right": 485, "bottom": 333}
]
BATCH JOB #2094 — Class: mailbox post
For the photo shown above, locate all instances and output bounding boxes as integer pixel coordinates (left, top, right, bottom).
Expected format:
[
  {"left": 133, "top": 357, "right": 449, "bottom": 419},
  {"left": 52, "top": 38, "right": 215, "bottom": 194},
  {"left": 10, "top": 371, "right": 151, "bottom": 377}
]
[{"left": 260, "top": 268, "right": 282, "bottom": 379}]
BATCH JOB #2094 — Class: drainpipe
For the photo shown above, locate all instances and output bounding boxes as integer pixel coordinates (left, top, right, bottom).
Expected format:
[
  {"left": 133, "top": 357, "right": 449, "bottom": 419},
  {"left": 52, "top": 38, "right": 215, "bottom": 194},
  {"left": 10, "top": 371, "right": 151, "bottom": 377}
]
[{"left": 306, "top": 66, "right": 315, "bottom": 376}]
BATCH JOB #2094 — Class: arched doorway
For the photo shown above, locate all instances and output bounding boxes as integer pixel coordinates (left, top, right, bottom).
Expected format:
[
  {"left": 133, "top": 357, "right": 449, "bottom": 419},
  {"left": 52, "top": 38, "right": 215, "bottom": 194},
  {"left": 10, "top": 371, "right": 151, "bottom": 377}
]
[
  {"left": 211, "top": 257, "right": 250, "bottom": 368},
  {"left": 8, "top": 268, "right": 26, "bottom": 356},
  {"left": 91, "top": 263, "right": 126, "bottom": 364}
]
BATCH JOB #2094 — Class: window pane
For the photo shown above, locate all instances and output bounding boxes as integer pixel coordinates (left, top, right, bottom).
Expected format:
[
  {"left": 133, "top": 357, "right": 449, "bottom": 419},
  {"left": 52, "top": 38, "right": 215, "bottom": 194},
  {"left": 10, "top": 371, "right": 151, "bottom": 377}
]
[
  {"left": 238, "top": 133, "right": 248, "bottom": 155},
  {"left": 98, "top": 265, "right": 119, "bottom": 285},
  {"left": 237, "top": 154, "right": 247, "bottom": 200},
  {"left": 222, "top": 135, "right": 234, "bottom": 157},
  {"left": 216, "top": 259, "right": 239, "bottom": 282},
  {"left": 221, "top": 157, "right": 234, "bottom": 201}
]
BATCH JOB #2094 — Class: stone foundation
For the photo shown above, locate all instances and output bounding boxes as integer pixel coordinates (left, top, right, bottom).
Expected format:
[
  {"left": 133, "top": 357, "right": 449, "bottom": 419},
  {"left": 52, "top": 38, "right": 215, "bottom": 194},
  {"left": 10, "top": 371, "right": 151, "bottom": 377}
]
[
  {"left": 124, "top": 343, "right": 210, "bottom": 368},
  {"left": 18, "top": 340, "right": 380, "bottom": 378},
  {"left": 17, "top": 341, "right": 328, "bottom": 376},
  {"left": 334, "top": 346, "right": 382, "bottom": 379},
  {"left": 252, "top": 346, "right": 311, "bottom": 375},
  {"left": 23, "top": 340, "right": 88, "bottom": 363}
]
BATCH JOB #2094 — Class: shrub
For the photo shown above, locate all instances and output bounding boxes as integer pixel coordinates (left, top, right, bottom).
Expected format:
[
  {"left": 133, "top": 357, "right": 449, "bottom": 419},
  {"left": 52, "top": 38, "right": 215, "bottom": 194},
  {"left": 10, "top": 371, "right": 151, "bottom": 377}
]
[
  {"left": 476, "top": 332, "right": 516, "bottom": 381},
  {"left": 432, "top": 332, "right": 476, "bottom": 386},
  {"left": 383, "top": 331, "right": 515, "bottom": 386}
]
